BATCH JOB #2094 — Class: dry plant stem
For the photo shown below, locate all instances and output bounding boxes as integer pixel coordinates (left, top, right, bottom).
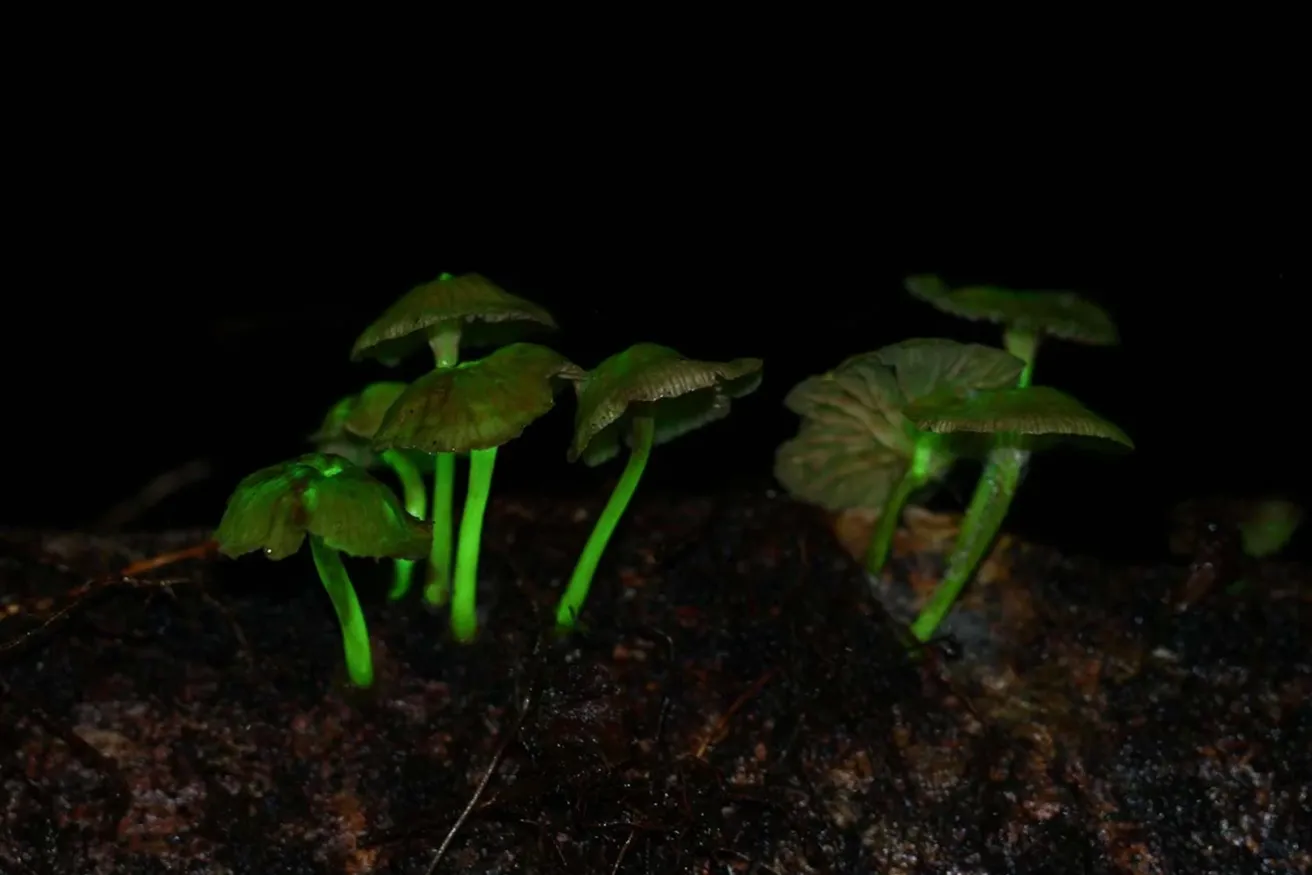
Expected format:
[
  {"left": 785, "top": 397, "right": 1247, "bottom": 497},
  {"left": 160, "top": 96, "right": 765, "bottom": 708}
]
[{"left": 424, "top": 637, "right": 543, "bottom": 874}]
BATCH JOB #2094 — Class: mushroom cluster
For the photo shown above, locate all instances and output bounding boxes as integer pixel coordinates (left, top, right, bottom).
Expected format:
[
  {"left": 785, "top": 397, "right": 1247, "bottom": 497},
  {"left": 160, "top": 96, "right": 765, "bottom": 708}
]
[
  {"left": 214, "top": 272, "right": 761, "bottom": 684},
  {"left": 776, "top": 276, "right": 1133, "bottom": 643}
]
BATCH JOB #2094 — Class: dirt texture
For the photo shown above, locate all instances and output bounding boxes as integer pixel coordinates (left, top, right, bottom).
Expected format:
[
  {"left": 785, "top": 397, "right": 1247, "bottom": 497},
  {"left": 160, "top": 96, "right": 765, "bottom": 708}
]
[{"left": 2, "top": 488, "right": 1309, "bottom": 874}]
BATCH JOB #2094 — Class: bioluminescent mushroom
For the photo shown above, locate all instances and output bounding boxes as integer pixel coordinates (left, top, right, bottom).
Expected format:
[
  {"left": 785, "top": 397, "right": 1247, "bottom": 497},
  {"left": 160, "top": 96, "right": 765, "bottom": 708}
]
[
  {"left": 904, "top": 275, "right": 1118, "bottom": 388},
  {"left": 1237, "top": 498, "right": 1304, "bottom": 559},
  {"left": 372, "top": 342, "right": 584, "bottom": 642},
  {"left": 904, "top": 386, "right": 1133, "bottom": 641},
  {"left": 556, "top": 344, "right": 762, "bottom": 632},
  {"left": 351, "top": 272, "right": 557, "bottom": 607},
  {"left": 775, "top": 339, "right": 1025, "bottom": 574},
  {"left": 311, "top": 382, "right": 429, "bottom": 600},
  {"left": 215, "top": 452, "right": 430, "bottom": 687}
]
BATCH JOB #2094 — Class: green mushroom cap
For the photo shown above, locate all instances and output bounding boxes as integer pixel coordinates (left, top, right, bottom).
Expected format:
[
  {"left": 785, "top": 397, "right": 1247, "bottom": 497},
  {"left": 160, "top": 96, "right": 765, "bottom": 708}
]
[
  {"left": 907, "top": 385, "right": 1134, "bottom": 450},
  {"left": 569, "top": 343, "right": 762, "bottom": 467},
  {"left": 351, "top": 272, "right": 558, "bottom": 364},
  {"left": 372, "top": 342, "right": 585, "bottom": 454},
  {"left": 310, "top": 382, "right": 420, "bottom": 468},
  {"left": 215, "top": 453, "right": 432, "bottom": 561},
  {"left": 775, "top": 339, "right": 1025, "bottom": 511},
  {"left": 905, "top": 274, "right": 1119, "bottom": 346}
]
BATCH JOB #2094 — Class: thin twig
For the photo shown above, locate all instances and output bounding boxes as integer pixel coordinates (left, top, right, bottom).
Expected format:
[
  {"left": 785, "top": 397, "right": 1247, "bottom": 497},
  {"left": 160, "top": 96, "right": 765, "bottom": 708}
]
[
  {"left": 0, "top": 541, "right": 215, "bottom": 658},
  {"left": 423, "top": 635, "right": 546, "bottom": 875},
  {"left": 692, "top": 669, "right": 774, "bottom": 759},
  {"left": 95, "top": 459, "right": 212, "bottom": 531},
  {"left": 611, "top": 829, "right": 636, "bottom": 874}
]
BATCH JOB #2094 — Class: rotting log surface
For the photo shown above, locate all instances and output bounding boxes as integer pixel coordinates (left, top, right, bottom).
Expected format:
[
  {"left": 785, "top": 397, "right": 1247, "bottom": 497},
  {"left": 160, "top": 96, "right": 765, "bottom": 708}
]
[{"left": 1, "top": 490, "right": 1309, "bottom": 874}]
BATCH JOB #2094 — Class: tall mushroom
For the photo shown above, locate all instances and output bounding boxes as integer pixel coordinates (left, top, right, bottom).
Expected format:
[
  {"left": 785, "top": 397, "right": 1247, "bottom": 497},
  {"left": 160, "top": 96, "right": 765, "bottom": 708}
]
[
  {"left": 556, "top": 343, "right": 762, "bottom": 632},
  {"left": 372, "top": 342, "right": 584, "bottom": 642},
  {"left": 904, "top": 275, "right": 1118, "bottom": 388},
  {"left": 215, "top": 452, "right": 431, "bottom": 687},
  {"left": 351, "top": 272, "right": 557, "bottom": 607},
  {"left": 775, "top": 339, "right": 1025, "bottom": 574},
  {"left": 311, "top": 382, "right": 428, "bottom": 600},
  {"left": 903, "top": 386, "right": 1133, "bottom": 641}
]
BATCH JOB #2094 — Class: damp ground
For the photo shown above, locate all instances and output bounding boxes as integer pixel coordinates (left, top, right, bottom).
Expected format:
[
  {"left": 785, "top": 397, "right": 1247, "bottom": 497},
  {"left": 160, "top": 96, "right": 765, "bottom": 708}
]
[{"left": 2, "top": 488, "right": 1308, "bottom": 874}]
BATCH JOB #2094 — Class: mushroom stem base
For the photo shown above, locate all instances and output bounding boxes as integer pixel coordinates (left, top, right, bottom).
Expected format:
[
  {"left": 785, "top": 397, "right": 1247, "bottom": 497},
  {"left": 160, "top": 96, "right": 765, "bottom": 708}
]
[
  {"left": 308, "top": 534, "right": 374, "bottom": 688},
  {"left": 556, "top": 415, "right": 656, "bottom": 632},
  {"left": 910, "top": 444, "right": 1027, "bottom": 643},
  {"left": 424, "top": 452, "right": 457, "bottom": 607},
  {"left": 451, "top": 447, "right": 497, "bottom": 643}
]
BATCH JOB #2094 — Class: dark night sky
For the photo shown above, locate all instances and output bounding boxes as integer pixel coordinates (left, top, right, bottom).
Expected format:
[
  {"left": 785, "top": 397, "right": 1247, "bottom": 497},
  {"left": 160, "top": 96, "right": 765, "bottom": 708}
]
[{"left": 3, "top": 175, "right": 1304, "bottom": 563}]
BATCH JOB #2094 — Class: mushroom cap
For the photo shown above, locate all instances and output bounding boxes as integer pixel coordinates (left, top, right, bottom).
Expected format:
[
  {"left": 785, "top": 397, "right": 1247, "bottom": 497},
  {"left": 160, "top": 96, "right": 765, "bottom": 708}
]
[
  {"left": 215, "top": 452, "right": 431, "bottom": 561},
  {"left": 372, "top": 342, "right": 585, "bottom": 454},
  {"left": 350, "top": 272, "right": 558, "bottom": 364},
  {"left": 569, "top": 343, "right": 763, "bottom": 467},
  {"left": 907, "top": 385, "right": 1134, "bottom": 449},
  {"left": 1238, "top": 498, "right": 1304, "bottom": 558},
  {"left": 905, "top": 274, "right": 1119, "bottom": 346},
  {"left": 311, "top": 382, "right": 409, "bottom": 443},
  {"left": 309, "top": 383, "right": 415, "bottom": 468},
  {"left": 774, "top": 339, "right": 1022, "bottom": 511}
]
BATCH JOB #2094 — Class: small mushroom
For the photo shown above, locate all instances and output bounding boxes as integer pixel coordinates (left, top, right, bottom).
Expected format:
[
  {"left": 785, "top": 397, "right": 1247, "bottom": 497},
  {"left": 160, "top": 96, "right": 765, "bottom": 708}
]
[
  {"left": 311, "top": 382, "right": 429, "bottom": 600},
  {"left": 775, "top": 339, "right": 1025, "bottom": 574},
  {"left": 904, "top": 274, "right": 1118, "bottom": 387},
  {"left": 351, "top": 271, "right": 557, "bottom": 368},
  {"left": 372, "top": 343, "right": 585, "bottom": 641},
  {"left": 350, "top": 271, "right": 558, "bottom": 611},
  {"left": 556, "top": 343, "right": 762, "bottom": 632},
  {"left": 900, "top": 385, "right": 1132, "bottom": 642},
  {"left": 215, "top": 453, "right": 430, "bottom": 687}
]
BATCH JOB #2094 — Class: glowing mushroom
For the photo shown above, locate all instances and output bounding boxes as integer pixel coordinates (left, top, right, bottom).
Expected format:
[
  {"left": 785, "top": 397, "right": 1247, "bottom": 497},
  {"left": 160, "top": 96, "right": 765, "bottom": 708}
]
[
  {"left": 556, "top": 344, "right": 762, "bottom": 632},
  {"left": 215, "top": 453, "right": 431, "bottom": 687},
  {"left": 903, "top": 386, "right": 1133, "bottom": 641},
  {"left": 904, "top": 275, "right": 1118, "bottom": 387},
  {"left": 372, "top": 342, "right": 585, "bottom": 641},
  {"left": 311, "top": 382, "right": 428, "bottom": 600},
  {"left": 775, "top": 339, "right": 1025, "bottom": 574},
  {"left": 350, "top": 272, "right": 557, "bottom": 609}
]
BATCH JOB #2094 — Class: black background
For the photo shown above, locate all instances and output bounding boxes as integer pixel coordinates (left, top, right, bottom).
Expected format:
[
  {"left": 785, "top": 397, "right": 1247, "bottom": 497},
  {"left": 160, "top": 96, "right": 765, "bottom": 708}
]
[{"left": 2, "top": 166, "right": 1304, "bottom": 563}]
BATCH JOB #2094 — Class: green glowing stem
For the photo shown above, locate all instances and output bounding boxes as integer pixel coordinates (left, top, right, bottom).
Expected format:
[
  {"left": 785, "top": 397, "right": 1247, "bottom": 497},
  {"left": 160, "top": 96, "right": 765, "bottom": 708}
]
[
  {"left": 423, "top": 322, "right": 461, "bottom": 607},
  {"left": 865, "top": 435, "right": 945, "bottom": 575},
  {"left": 556, "top": 414, "right": 655, "bottom": 631},
  {"left": 308, "top": 534, "right": 374, "bottom": 688},
  {"left": 451, "top": 446, "right": 497, "bottom": 642},
  {"left": 380, "top": 450, "right": 428, "bottom": 601},
  {"left": 1003, "top": 328, "right": 1039, "bottom": 388},
  {"left": 866, "top": 471, "right": 928, "bottom": 575},
  {"left": 910, "top": 443, "right": 1028, "bottom": 642},
  {"left": 424, "top": 453, "right": 457, "bottom": 606}
]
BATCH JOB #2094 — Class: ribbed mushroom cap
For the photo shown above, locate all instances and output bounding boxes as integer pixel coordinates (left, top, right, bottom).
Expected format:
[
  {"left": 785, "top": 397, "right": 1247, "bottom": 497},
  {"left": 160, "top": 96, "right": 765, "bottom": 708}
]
[
  {"left": 351, "top": 272, "right": 557, "bottom": 364},
  {"left": 216, "top": 453, "right": 431, "bottom": 561},
  {"left": 569, "top": 343, "right": 762, "bottom": 466}
]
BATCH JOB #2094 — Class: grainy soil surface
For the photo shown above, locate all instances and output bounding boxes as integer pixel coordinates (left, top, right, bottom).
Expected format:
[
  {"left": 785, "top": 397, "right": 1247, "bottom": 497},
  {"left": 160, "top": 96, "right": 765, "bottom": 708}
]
[{"left": 1, "top": 489, "right": 1309, "bottom": 874}]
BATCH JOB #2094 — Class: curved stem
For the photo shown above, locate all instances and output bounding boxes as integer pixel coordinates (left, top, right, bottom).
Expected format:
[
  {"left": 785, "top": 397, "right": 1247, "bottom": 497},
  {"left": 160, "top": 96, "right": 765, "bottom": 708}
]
[
  {"left": 308, "top": 534, "right": 374, "bottom": 688},
  {"left": 381, "top": 450, "right": 428, "bottom": 601},
  {"left": 556, "top": 415, "right": 655, "bottom": 632},
  {"left": 865, "top": 435, "right": 946, "bottom": 575},
  {"left": 866, "top": 466, "right": 929, "bottom": 575},
  {"left": 451, "top": 446, "right": 498, "bottom": 642},
  {"left": 1003, "top": 328, "right": 1039, "bottom": 388},
  {"left": 910, "top": 443, "right": 1028, "bottom": 642},
  {"left": 424, "top": 452, "right": 457, "bottom": 606}
]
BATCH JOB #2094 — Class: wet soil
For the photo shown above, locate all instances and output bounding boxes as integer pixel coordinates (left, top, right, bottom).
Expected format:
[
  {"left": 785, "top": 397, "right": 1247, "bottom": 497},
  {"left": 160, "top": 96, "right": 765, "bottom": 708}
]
[{"left": 1, "top": 489, "right": 1309, "bottom": 874}]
